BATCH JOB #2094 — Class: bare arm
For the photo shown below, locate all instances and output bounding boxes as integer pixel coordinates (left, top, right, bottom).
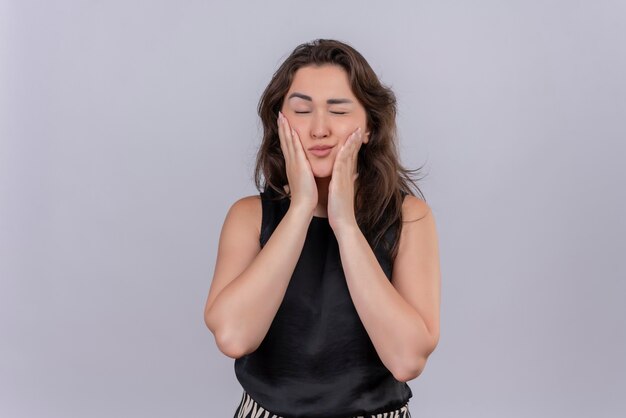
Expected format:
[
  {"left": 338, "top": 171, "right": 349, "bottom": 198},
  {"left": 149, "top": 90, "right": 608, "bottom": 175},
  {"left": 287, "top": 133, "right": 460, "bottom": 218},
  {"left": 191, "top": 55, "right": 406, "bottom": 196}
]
[
  {"left": 204, "top": 196, "right": 312, "bottom": 359},
  {"left": 334, "top": 196, "right": 440, "bottom": 382}
]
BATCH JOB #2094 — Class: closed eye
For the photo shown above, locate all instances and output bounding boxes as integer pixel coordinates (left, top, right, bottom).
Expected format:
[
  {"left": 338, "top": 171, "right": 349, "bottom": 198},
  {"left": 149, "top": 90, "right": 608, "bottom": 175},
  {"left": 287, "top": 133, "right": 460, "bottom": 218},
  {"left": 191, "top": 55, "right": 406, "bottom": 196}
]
[{"left": 293, "top": 111, "right": 348, "bottom": 115}]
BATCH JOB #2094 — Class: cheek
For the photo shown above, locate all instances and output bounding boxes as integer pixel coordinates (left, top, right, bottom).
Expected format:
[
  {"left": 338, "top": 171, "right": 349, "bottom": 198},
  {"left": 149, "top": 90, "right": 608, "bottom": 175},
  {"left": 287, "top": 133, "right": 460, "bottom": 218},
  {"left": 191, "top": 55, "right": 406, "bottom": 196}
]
[
  {"left": 337, "top": 125, "right": 354, "bottom": 138},
  {"left": 336, "top": 118, "right": 365, "bottom": 142},
  {"left": 286, "top": 119, "right": 307, "bottom": 136},
  {"left": 337, "top": 136, "right": 350, "bottom": 149},
  {"left": 337, "top": 122, "right": 363, "bottom": 147}
]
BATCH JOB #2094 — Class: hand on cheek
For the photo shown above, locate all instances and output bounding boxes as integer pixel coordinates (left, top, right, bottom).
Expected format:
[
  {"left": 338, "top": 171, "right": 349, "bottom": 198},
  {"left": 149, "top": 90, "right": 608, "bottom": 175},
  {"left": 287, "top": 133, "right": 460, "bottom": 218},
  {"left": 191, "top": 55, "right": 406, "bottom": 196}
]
[
  {"left": 327, "top": 127, "right": 364, "bottom": 232},
  {"left": 277, "top": 111, "right": 318, "bottom": 213}
]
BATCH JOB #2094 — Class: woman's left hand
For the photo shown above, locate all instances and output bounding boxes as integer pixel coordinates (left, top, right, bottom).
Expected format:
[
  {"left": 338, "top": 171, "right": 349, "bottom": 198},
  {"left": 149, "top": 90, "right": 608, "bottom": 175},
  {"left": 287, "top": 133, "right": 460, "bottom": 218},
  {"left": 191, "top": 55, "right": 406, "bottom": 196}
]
[{"left": 328, "top": 127, "right": 364, "bottom": 233}]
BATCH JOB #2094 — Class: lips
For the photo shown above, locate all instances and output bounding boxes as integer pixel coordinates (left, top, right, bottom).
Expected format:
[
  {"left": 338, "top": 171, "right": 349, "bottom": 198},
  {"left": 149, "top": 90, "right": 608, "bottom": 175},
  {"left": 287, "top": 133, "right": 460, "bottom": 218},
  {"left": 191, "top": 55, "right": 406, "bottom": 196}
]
[
  {"left": 309, "top": 145, "right": 334, "bottom": 150},
  {"left": 309, "top": 146, "right": 334, "bottom": 157}
]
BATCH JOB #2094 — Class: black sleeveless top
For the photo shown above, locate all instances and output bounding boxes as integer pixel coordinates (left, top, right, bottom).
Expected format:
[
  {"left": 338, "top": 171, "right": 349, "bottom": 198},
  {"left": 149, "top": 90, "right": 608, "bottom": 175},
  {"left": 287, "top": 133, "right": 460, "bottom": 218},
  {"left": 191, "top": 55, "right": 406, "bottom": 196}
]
[{"left": 234, "top": 187, "right": 412, "bottom": 418}]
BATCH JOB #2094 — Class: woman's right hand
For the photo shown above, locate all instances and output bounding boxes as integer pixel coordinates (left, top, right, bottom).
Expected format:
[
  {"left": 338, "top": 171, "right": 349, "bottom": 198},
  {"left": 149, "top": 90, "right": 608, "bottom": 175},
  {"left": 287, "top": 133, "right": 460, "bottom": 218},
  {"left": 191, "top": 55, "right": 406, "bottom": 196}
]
[{"left": 277, "top": 111, "right": 318, "bottom": 216}]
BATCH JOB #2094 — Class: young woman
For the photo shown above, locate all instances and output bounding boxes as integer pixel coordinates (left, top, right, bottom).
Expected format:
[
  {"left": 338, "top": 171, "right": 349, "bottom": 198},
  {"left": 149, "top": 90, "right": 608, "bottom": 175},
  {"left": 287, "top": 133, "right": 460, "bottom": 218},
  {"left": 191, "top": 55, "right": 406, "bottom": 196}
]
[{"left": 204, "top": 39, "right": 441, "bottom": 418}]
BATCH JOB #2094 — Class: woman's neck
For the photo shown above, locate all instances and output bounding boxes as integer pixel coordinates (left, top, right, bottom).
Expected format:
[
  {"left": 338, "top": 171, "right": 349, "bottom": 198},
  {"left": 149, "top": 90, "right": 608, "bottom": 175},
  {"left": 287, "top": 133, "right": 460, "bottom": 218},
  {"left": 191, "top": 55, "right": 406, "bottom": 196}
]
[{"left": 315, "top": 177, "right": 330, "bottom": 209}]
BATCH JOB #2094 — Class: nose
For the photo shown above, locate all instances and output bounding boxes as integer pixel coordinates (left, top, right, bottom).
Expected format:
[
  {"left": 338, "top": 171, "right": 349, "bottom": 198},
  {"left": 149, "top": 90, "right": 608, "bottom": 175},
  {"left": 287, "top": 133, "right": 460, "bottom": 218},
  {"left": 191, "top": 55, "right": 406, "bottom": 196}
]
[{"left": 310, "top": 112, "right": 330, "bottom": 139}]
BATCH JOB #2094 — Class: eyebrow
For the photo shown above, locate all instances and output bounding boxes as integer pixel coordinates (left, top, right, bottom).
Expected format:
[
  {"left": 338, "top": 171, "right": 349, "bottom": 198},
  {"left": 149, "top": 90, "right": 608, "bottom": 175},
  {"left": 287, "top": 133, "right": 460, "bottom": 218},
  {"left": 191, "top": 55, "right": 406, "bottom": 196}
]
[{"left": 288, "top": 92, "right": 354, "bottom": 105}]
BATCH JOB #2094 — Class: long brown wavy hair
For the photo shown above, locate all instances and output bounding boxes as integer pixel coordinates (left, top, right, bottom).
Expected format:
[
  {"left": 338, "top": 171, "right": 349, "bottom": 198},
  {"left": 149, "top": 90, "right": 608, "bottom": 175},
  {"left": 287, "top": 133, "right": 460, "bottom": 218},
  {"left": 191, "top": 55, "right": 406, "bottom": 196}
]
[{"left": 254, "top": 38, "right": 427, "bottom": 263}]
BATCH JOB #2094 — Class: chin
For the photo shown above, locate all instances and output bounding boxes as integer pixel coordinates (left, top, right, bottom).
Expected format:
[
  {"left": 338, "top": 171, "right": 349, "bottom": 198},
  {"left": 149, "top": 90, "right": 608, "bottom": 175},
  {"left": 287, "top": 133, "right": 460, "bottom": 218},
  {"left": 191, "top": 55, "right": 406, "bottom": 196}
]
[
  {"left": 311, "top": 167, "right": 333, "bottom": 179},
  {"left": 308, "top": 156, "right": 335, "bottom": 178}
]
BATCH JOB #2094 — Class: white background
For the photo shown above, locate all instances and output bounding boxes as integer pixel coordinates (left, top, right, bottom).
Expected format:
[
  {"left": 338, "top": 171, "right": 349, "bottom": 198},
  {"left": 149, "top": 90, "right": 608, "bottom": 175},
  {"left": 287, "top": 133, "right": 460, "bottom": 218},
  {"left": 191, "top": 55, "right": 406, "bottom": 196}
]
[{"left": 1, "top": 0, "right": 625, "bottom": 417}]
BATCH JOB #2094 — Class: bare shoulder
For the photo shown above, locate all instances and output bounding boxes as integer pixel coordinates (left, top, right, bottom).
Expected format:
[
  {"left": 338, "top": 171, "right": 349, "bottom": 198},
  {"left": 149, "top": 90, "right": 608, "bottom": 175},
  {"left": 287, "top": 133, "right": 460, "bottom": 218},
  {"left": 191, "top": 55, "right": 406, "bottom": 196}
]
[
  {"left": 395, "top": 194, "right": 438, "bottom": 258},
  {"left": 401, "top": 194, "right": 432, "bottom": 224},
  {"left": 225, "top": 194, "right": 262, "bottom": 236}
]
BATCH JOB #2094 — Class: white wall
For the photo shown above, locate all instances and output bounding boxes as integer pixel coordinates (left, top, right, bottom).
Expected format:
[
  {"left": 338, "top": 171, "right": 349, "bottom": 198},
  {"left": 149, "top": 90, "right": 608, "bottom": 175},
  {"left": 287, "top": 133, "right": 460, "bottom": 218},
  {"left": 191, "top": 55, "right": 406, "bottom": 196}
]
[{"left": 1, "top": 0, "right": 625, "bottom": 417}]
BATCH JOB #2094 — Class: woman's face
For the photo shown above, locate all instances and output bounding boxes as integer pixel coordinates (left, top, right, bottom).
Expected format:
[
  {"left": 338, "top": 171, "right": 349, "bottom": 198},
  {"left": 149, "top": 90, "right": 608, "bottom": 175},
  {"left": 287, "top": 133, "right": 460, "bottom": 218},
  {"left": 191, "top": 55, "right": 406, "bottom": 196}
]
[{"left": 280, "top": 64, "right": 369, "bottom": 179}]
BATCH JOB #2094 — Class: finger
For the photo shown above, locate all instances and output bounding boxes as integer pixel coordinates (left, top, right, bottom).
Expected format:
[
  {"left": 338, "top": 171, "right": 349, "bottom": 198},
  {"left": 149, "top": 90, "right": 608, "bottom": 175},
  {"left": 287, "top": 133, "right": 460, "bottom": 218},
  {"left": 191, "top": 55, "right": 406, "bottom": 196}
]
[
  {"left": 277, "top": 113, "right": 286, "bottom": 154},
  {"left": 339, "top": 131, "right": 352, "bottom": 154},
  {"left": 278, "top": 111, "right": 293, "bottom": 159},
  {"left": 335, "top": 133, "right": 354, "bottom": 175},
  {"left": 282, "top": 112, "right": 297, "bottom": 152},
  {"left": 344, "top": 130, "right": 359, "bottom": 178},
  {"left": 291, "top": 127, "right": 306, "bottom": 159},
  {"left": 285, "top": 122, "right": 303, "bottom": 160},
  {"left": 280, "top": 114, "right": 307, "bottom": 163},
  {"left": 343, "top": 129, "right": 358, "bottom": 161},
  {"left": 352, "top": 128, "right": 361, "bottom": 169}
]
